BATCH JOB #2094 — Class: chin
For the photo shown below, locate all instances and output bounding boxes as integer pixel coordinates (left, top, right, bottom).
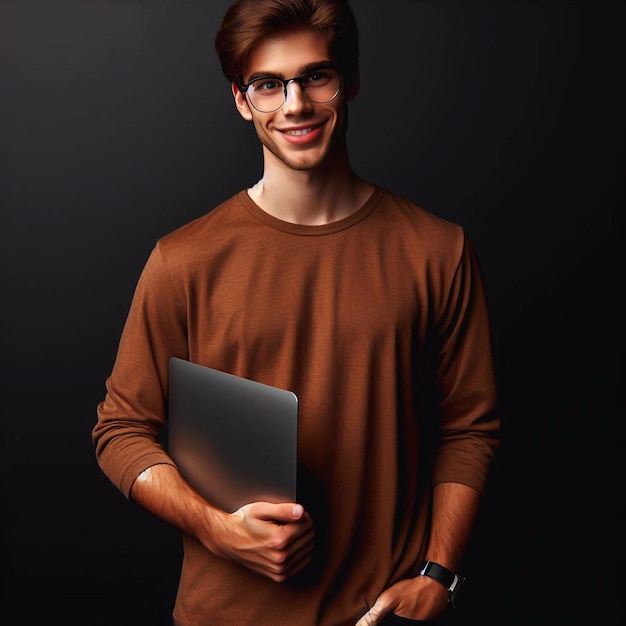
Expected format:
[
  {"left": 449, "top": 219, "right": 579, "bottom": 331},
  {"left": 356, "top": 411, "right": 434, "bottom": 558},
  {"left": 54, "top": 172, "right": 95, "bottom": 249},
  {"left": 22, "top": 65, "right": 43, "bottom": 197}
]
[{"left": 273, "top": 148, "right": 330, "bottom": 172}]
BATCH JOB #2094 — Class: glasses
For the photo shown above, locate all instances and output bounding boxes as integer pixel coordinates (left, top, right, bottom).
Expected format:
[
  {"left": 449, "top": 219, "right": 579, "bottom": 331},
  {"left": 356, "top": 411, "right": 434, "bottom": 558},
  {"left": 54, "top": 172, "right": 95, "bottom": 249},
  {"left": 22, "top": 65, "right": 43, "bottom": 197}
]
[{"left": 239, "top": 64, "right": 341, "bottom": 113}]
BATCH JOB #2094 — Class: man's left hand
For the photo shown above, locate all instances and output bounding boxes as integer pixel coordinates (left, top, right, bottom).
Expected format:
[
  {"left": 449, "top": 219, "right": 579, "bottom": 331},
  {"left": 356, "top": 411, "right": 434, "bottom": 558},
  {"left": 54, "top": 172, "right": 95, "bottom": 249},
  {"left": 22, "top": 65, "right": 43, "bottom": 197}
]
[{"left": 354, "top": 575, "right": 449, "bottom": 625}]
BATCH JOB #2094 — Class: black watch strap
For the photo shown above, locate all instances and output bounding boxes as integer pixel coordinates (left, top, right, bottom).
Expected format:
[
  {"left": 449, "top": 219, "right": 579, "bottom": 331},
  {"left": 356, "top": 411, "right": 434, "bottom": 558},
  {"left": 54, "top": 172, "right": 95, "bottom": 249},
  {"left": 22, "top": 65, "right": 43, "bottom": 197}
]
[{"left": 418, "top": 560, "right": 466, "bottom": 608}]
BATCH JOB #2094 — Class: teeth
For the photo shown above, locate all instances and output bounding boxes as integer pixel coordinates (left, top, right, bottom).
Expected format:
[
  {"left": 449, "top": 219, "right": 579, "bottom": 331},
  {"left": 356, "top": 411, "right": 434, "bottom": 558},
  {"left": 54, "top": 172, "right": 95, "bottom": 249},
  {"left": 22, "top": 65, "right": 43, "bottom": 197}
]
[{"left": 285, "top": 128, "right": 313, "bottom": 136}]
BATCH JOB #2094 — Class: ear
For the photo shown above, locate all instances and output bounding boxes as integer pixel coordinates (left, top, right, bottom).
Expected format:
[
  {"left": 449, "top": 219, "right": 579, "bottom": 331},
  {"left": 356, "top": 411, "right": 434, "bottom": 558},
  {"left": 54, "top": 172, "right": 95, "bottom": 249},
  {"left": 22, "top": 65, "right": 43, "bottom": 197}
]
[
  {"left": 346, "top": 70, "right": 360, "bottom": 101},
  {"left": 232, "top": 82, "right": 253, "bottom": 121}
]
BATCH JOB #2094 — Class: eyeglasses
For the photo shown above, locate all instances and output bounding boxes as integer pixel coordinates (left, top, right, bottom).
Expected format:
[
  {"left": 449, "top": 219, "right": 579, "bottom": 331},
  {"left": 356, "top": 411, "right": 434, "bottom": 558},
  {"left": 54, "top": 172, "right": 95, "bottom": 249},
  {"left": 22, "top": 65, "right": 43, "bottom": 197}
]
[{"left": 239, "top": 64, "right": 341, "bottom": 113}]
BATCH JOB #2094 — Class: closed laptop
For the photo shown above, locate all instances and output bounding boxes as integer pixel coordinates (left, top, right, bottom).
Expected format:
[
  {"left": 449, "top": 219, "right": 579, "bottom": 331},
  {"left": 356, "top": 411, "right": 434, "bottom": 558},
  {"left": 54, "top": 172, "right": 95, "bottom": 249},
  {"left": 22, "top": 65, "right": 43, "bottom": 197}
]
[{"left": 167, "top": 357, "right": 298, "bottom": 513}]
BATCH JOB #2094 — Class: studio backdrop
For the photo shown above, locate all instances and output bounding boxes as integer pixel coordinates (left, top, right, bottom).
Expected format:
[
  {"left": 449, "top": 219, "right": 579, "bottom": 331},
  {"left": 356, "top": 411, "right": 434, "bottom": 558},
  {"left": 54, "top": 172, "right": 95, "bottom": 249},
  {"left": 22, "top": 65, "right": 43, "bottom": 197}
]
[{"left": 1, "top": 1, "right": 621, "bottom": 624}]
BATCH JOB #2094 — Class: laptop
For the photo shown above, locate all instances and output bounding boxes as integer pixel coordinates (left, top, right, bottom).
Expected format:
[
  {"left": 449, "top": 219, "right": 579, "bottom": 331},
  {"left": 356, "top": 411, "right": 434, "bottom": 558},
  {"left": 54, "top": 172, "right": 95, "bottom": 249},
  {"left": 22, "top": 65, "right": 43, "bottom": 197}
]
[{"left": 167, "top": 357, "right": 298, "bottom": 513}]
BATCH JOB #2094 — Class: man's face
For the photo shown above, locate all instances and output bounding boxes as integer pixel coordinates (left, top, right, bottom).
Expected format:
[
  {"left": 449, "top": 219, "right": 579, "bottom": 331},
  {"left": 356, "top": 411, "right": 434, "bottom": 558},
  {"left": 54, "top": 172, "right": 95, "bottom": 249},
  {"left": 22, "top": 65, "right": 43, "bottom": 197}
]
[{"left": 233, "top": 30, "right": 357, "bottom": 172}]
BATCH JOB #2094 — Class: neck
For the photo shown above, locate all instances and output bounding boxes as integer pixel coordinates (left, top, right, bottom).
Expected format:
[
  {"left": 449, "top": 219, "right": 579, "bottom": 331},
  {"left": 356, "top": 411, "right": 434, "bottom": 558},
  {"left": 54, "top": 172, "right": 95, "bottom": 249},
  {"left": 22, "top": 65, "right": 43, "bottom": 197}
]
[{"left": 248, "top": 147, "right": 374, "bottom": 226}]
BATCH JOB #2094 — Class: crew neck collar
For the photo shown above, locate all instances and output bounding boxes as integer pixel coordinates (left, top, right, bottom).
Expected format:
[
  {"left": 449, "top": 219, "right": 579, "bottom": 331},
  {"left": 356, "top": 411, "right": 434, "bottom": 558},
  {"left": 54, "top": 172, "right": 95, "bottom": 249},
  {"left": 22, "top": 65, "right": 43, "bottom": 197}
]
[{"left": 237, "top": 186, "right": 384, "bottom": 236}]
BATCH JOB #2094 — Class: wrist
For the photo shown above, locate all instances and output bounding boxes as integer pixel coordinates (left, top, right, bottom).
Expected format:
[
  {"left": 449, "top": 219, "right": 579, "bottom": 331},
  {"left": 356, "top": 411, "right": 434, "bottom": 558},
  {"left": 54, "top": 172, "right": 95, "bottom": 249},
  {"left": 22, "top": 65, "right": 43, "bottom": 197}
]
[{"left": 417, "top": 560, "right": 466, "bottom": 608}]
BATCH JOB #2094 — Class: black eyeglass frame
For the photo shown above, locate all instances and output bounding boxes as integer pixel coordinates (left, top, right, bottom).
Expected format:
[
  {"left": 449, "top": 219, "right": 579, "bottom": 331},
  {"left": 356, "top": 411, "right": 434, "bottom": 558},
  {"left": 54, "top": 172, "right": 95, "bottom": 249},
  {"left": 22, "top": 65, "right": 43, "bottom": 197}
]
[{"left": 238, "top": 62, "right": 342, "bottom": 113}]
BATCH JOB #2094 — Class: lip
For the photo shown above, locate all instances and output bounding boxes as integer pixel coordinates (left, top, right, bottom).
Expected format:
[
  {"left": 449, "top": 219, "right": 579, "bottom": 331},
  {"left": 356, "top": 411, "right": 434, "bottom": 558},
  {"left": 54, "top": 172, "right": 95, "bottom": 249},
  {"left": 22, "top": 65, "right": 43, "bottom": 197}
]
[{"left": 277, "top": 123, "right": 325, "bottom": 145}]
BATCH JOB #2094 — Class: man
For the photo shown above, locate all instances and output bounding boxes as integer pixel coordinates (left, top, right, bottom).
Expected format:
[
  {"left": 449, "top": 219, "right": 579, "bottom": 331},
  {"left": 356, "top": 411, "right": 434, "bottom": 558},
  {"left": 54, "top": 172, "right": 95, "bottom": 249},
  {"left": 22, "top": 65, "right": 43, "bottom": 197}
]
[{"left": 93, "top": 1, "right": 500, "bottom": 624}]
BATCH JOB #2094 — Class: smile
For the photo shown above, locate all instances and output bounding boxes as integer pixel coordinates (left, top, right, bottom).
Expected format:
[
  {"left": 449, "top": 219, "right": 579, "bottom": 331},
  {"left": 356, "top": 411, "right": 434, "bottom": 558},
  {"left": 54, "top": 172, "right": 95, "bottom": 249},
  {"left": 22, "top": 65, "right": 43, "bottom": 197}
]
[
  {"left": 282, "top": 127, "right": 315, "bottom": 136},
  {"left": 278, "top": 124, "right": 324, "bottom": 145}
]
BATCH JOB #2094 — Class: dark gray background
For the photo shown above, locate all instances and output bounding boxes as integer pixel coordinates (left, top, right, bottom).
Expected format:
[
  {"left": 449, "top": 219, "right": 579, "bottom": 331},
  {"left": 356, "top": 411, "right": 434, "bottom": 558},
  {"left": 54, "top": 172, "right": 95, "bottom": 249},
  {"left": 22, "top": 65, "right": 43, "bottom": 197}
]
[{"left": 1, "top": 1, "right": 622, "bottom": 624}]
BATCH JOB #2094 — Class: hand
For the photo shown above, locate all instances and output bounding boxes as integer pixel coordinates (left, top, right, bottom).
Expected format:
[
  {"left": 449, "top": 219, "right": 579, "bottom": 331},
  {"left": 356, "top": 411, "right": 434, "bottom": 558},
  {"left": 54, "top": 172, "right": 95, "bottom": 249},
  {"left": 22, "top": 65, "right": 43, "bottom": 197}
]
[
  {"left": 355, "top": 576, "right": 449, "bottom": 625},
  {"left": 206, "top": 501, "right": 315, "bottom": 582}
]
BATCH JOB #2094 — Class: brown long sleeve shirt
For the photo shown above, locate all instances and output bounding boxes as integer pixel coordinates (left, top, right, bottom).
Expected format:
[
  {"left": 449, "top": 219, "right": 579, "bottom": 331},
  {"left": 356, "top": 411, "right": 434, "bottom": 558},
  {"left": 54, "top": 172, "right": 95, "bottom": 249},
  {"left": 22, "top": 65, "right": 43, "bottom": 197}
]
[{"left": 93, "top": 187, "right": 499, "bottom": 625}]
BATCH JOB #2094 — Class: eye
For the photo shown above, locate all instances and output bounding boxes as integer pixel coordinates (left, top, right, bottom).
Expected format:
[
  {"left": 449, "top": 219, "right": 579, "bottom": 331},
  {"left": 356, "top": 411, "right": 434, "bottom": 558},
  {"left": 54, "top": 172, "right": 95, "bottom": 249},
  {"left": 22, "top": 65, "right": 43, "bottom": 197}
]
[
  {"left": 251, "top": 78, "right": 283, "bottom": 94},
  {"left": 303, "top": 70, "right": 332, "bottom": 87}
]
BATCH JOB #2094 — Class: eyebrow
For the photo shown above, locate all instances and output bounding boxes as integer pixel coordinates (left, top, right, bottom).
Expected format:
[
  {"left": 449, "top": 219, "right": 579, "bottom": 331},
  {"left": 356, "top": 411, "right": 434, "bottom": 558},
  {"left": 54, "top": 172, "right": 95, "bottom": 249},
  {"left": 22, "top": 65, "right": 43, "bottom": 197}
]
[{"left": 246, "top": 60, "right": 335, "bottom": 82}]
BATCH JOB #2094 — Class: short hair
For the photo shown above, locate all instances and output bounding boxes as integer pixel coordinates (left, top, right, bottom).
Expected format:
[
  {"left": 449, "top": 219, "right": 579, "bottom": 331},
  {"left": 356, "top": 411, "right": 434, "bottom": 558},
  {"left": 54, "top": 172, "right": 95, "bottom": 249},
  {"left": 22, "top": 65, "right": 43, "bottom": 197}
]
[{"left": 214, "top": 0, "right": 359, "bottom": 88}]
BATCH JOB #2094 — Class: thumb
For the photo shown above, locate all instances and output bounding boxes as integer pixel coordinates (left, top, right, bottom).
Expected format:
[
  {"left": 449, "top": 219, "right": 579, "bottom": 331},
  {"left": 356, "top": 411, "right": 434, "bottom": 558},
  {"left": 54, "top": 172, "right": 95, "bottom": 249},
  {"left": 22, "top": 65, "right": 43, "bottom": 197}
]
[
  {"left": 290, "top": 503, "right": 304, "bottom": 519},
  {"left": 255, "top": 502, "right": 304, "bottom": 522},
  {"left": 355, "top": 597, "right": 388, "bottom": 626}
]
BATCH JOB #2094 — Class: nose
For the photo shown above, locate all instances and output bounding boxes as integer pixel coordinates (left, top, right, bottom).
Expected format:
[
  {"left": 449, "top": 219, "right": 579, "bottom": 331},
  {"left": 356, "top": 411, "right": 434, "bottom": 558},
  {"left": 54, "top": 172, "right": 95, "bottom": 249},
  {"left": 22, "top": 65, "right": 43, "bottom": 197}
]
[{"left": 282, "top": 79, "right": 312, "bottom": 114}]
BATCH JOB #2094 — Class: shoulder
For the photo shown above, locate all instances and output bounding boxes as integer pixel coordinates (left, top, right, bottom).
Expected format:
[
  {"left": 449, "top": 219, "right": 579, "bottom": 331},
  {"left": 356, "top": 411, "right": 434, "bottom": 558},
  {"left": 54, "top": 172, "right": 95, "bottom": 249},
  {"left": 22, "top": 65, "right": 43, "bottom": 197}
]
[
  {"left": 131, "top": 191, "right": 250, "bottom": 288},
  {"left": 160, "top": 192, "right": 243, "bottom": 246},
  {"left": 376, "top": 187, "right": 467, "bottom": 259},
  {"left": 151, "top": 191, "right": 249, "bottom": 268}
]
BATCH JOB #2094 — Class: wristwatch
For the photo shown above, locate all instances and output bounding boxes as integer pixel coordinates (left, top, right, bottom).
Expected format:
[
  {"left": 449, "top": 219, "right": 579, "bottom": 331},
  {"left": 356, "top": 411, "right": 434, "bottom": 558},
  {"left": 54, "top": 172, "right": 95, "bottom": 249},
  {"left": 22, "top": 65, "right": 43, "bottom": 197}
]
[{"left": 417, "top": 560, "right": 466, "bottom": 608}]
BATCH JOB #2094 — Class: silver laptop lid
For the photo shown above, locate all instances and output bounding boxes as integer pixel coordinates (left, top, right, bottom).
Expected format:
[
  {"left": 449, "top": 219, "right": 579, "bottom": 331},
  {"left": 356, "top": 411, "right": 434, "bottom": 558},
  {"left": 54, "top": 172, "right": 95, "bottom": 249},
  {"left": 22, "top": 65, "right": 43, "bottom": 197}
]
[{"left": 167, "top": 357, "right": 298, "bottom": 513}]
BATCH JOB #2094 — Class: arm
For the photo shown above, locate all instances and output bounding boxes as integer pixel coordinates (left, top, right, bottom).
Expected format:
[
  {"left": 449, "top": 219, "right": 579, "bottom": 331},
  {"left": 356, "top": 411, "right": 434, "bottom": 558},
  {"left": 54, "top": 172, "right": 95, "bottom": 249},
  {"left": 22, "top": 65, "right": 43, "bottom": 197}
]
[
  {"left": 356, "top": 482, "right": 481, "bottom": 625},
  {"left": 93, "top": 245, "right": 314, "bottom": 581},
  {"left": 130, "top": 463, "right": 315, "bottom": 582},
  {"left": 357, "top": 233, "right": 500, "bottom": 625},
  {"left": 426, "top": 481, "right": 481, "bottom": 574}
]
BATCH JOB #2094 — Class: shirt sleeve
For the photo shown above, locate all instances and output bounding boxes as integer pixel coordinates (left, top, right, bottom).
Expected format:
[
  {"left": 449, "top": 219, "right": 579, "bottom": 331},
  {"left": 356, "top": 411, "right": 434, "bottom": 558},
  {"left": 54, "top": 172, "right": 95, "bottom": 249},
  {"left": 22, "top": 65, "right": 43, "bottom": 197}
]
[
  {"left": 431, "top": 233, "right": 500, "bottom": 493},
  {"left": 93, "top": 243, "right": 189, "bottom": 498}
]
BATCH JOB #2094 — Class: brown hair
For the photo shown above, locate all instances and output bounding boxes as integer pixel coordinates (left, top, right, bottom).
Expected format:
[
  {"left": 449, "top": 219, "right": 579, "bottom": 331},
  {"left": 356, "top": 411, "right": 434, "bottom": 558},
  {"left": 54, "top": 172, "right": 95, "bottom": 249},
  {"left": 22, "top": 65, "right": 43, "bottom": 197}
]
[{"left": 214, "top": 0, "right": 359, "bottom": 87}]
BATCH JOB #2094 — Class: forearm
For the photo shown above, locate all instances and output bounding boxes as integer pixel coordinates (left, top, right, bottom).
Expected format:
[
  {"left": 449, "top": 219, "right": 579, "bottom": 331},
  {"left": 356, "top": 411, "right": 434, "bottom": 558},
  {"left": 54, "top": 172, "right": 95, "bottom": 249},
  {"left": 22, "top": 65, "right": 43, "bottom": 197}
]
[
  {"left": 425, "top": 481, "right": 482, "bottom": 572},
  {"left": 354, "top": 481, "right": 483, "bottom": 624},
  {"left": 129, "top": 463, "right": 315, "bottom": 581},
  {"left": 130, "top": 463, "right": 230, "bottom": 553}
]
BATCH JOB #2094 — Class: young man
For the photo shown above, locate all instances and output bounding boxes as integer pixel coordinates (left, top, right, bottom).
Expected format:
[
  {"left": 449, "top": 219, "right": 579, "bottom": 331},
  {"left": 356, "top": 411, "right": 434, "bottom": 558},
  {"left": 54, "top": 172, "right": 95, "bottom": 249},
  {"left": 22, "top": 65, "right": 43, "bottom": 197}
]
[{"left": 93, "top": 1, "right": 500, "bottom": 624}]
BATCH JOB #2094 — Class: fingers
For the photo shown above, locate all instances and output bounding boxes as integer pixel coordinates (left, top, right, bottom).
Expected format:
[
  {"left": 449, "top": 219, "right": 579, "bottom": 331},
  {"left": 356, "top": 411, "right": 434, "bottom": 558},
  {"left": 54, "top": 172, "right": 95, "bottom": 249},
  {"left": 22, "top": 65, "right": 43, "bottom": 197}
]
[
  {"left": 257, "top": 532, "right": 315, "bottom": 582},
  {"left": 263, "top": 523, "right": 315, "bottom": 580},
  {"left": 225, "top": 501, "right": 315, "bottom": 581}
]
